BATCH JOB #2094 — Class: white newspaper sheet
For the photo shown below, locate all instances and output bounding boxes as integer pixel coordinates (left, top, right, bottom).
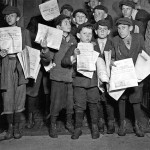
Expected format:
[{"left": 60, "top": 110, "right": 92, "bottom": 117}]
[
  {"left": 108, "top": 89, "right": 125, "bottom": 101},
  {"left": 109, "top": 58, "right": 138, "bottom": 91},
  {"left": 35, "top": 23, "right": 63, "bottom": 50},
  {"left": 17, "top": 46, "right": 41, "bottom": 81},
  {"left": 44, "top": 61, "right": 56, "bottom": 72},
  {"left": 104, "top": 50, "right": 111, "bottom": 78},
  {"left": 135, "top": 50, "right": 150, "bottom": 82},
  {"left": 77, "top": 43, "right": 99, "bottom": 78},
  {"left": 96, "top": 57, "right": 109, "bottom": 83},
  {"left": 77, "top": 43, "right": 99, "bottom": 71},
  {"left": 0, "top": 26, "right": 22, "bottom": 54},
  {"left": 39, "top": 0, "right": 60, "bottom": 21}
]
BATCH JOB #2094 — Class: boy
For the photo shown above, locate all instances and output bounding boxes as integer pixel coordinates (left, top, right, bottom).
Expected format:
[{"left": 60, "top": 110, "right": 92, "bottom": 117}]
[
  {"left": 112, "top": 17, "right": 145, "bottom": 137},
  {"left": 85, "top": 0, "right": 102, "bottom": 24},
  {"left": 94, "top": 20, "right": 115, "bottom": 134},
  {"left": 40, "top": 14, "right": 77, "bottom": 138},
  {"left": 0, "top": 6, "right": 31, "bottom": 140},
  {"left": 60, "top": 4, "right": 74, "bottom": 17},
  {"left": 26, "top": 0, "right": 54, "bottom": 128},
  {"left": 62, "top": 22, "right": 102, "bottom": 139},
  {"left": 93, "top": 5, "right": 113, "bottom": 29},
  {"left": 119, "top": 0, "right": 145, "bottom": 36},
  {"left": 71, "top": 9, "right": 88, "bottom": 36}
]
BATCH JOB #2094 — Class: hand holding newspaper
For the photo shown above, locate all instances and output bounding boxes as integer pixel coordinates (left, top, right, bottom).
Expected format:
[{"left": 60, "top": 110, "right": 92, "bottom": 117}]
[
  {"left": 108, "top": 58, "right": 138, "bottom": 101},
  {"left": 35, "top": 23, "right": 63, "bottom": 50},
  {"left": 109, "top": 58, "right": 138, "bottom": 91},
  {"left": 17, "top": 46, "right": 41, "bottom": 81},
  {"left": 39, "top": 0, "right": 60, "bottom": 21},
  {"left": 0, "top": 26, "right": 22, "bottom": 54}
]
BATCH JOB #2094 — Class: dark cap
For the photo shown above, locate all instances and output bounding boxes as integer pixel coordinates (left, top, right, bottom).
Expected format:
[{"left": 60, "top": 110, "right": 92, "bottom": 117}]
[
  {"left": 94, "top": 20, "right": 111, "bottom": 30},
  {"left": 119, "top": 0, "right": 135, "bottom": 9},
  {"left": 60, "top": 4, "right": 73, "bottom": 13},
  {"left": 77, "top": 22, "right": 93, "bottom": 33},
  {"left": 116, "top": 17, "right": 133, "bottom": 26},
  {"left": 2, "top": 6, "right": 21, "bottom": 17},
  {"left": 54, "top": 14, "right": 70, "bottom": 26},
  {"left": 93, "top": 5, "right": 108, "bottom": 13},
  {"left": 73, "top": 9, "right": 88, "bottom": 18}
]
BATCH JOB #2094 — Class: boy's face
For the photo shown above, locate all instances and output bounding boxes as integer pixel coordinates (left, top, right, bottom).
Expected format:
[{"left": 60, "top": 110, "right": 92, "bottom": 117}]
[
  {"left": 74, "top": 12, "right": 87, "bottom": 25},
  {"left": 62, "top": 9, "right": 72, "bottom": 17},
  {"left": 77, "top": 27, "right": 93, "bottom": 43},
  {"left": 59, "top": 18, "right": 71, "bottom": 32},
  {"left": 122, "top": 5, "right": 133, "bottom": 18},
  {"left": 5, "top": 13, "right": 19, "bottom": 26},
  {"left": 117, "top": 24, "right": 132, "bottom": 39},
  {"left": 96, "top": 25, "right": 110, "bottom": 39},
  {"left": 93, "top": 9, "right": 106, "bottom": 22},
  {"left": 89, "top": 0, "right": 100, "bottom": 9}
]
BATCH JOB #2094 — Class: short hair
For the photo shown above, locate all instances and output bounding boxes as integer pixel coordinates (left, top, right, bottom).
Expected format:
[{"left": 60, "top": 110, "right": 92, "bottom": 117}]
[
  {"left": 60, "top": 4, "right": 73, "bottom": 13},
  {"left": 77, "top": 22, "right": 93, "bottom": 33},
  {"left": 54, "top": 14, "right": 70, "bottom": 26},
  {"left": 73, "top": 9, "right": 88, "bottom": 18}
]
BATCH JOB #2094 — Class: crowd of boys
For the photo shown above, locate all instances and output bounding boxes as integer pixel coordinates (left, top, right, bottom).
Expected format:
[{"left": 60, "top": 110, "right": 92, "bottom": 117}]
[{"left": 0, "top": 0, "right": 150, "bottom": 141}]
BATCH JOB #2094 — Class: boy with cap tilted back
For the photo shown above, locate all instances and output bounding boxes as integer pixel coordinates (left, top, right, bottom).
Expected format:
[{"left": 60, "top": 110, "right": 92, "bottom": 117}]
[
  {"left": 62, "top": 22, "right": 105, "bottom": 140},
  {"left": 119, "top": 0, "right": 145, "bottom": 36},
  {"left": 0, "top": 6, "right": 31, "bottom": 140},
  {"left": 111, "top": 17, "right": 145, "bottom": 137},
  {"left": 94, "top": 20, "right": 115, "bottom": 134},
  {"left": 40, "top": 14, "right": 77, "bottom": 138},
  {"left": 85, "top": 0, "right": 102, "bottom": 24},
  {"left": 93, "top": 5, "right": 113, "bottom": 28},
  {"left": 60, "top": 4, "right": 74, "bottom": 17},
  {"left": 71, "top": 9, "right": 88, "bottom": 37}
]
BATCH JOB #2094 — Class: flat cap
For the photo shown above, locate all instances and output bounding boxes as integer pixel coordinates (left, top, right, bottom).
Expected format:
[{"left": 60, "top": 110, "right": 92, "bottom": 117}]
[
  {"left": 119, "top": 0, "right": 135, "bottom": 9},
  {"left": 73, "top": 9, "right": 88, "bottom": 18},
  {"left": 2, "top": 6, "right": 21, "bottom": 17},
  {"left": 77, "top": 22, "right": 93, "bottom": 33},
  {"left": 94, "top": 20, "right": 111, "bottom": 30},
  {"left": 60, "top": 4, "right": 73, "bottom": 13},
  {"left": 93, "top": 5, "right": 108, "bottom": 13},
  {"left": 116, "top": 17, "right": 133, "bottom": 26},
  {"left": 54, "top": 14, "right": 70, "bottom": 26}
]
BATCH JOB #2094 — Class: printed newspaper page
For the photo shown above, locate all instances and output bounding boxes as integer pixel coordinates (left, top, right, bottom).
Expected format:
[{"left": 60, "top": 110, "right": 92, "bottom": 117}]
[
  {"left": 39, "top": 0, "right": 60, "bottom": 21},
  {"left": 77, "top": 43, "right": 99, "bottom": 72},
  {"left": 109, "top": 58, "right": 138, "bottom": 91},
  {"left": 135, "top": 50, "right": 150, "bottom": 82},
  {"left": 35, "top": 23, "right": 63, "bottom": 50},
  {"left": 17, "top": 46, "right": 41, "bottom": 81},
  {"left": 0, "top": 26, "right": 22, "bottom": 54}
]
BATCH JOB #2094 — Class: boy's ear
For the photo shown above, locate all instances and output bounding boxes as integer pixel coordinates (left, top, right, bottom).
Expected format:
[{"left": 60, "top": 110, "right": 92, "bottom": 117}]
[
  {"left": 104, "top": 13, "right": 108, "bottom": 19},
  {"left": 95, "top": 30, "right": 98, "bottom": 35},
  {"left": 77, "top": 33, "right": 80, "bottom": 39},
  {"left": 16, "top": 17, "right": 20, "bottom": 22},
  {"left": 129, "top": 25, "right": 133, "bottom": 31},
  {"left": 73, "top": 18, "right": 76, "bottom": 23},
  {"left": 85, "top": 18, "right": 88, "bottom": 23},
  {"left": 107, "top": 29, "right": 111, "bottom": 35}
]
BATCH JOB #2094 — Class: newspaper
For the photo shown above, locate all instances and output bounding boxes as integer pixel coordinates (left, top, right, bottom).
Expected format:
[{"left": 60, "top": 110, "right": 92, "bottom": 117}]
[
  {"left": 39, "top": 0, "right": 60, "bottom": 21},
  {"left": 0, "top": 26, "right": 22, "bottom": 54},
  {"left": 17, "top": 46, "right": 41, "bottom": 81},
  {"left": 35, "top": 23, "right": 63, "bottom": 50}
]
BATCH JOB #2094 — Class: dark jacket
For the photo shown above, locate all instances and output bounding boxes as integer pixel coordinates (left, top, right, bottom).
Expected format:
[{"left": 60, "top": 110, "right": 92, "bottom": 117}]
[
  {"left": 0, "top": 27, "right": 31, "bottom": 90},
  {"left": 41, "top": 34, "right": 77, "bottom": 82},
  {"left": 61, "top": 42, "right": 102, "bottom": 88},
  {"left": 112, "top": 33, "right": 145, "bottom": 64}
]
